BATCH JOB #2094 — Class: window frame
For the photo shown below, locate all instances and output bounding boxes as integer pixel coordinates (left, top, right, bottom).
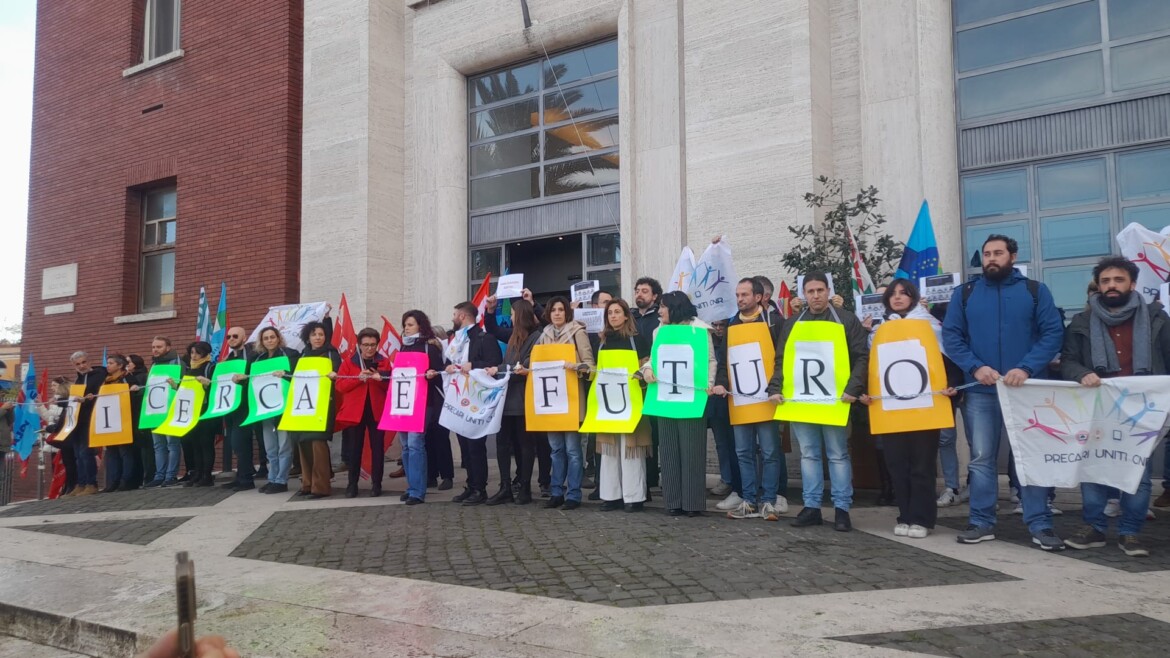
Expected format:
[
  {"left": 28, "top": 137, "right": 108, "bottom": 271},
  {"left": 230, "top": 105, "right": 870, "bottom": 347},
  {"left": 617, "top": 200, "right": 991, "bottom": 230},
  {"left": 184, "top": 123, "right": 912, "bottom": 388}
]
[
  {"left": 139, "top": 186, "right": 177, "bottom": 313},
  {"left": 143, "top": 0, "right": 181, "bottom": 64}
]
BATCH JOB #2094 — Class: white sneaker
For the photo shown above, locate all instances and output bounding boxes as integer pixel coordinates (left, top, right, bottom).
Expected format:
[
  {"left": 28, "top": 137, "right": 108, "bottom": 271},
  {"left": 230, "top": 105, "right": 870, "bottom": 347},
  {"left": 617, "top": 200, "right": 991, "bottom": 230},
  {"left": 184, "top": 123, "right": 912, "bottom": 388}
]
[
  {"left": 1010, "top": 487, "right": 1020, "bottom": 504},
  {"left": 1012, "top": 503, "right": 1023, "bottom": 515},
  {"left": 716, "top": 492, "right": 744, "bottom": 511},
  {"left": 727, "top": 500, "right": 759, "bottom": 520},
  {"left": 709, "top": 481, "right": 732, "bottom": 497},
  {"left": 1048, "top": 502, "right": 1063, "bottom": 516},
  {"left": 774, "top": 495, "right": 789, "bottom": 514},
  {"left": 957, "top": 487, "right": 970, "bottom": 503},
  {"left": 907, "top": 525, "right": 929, "bottom": 539},
  {"left": 936, "top": 489, "right": 957, "bottom": 508},
  {"left": 1104, "top": 499, "right": 1122, "bottom": 518},
  {"left": 760, "top": 501, "right": 779, "bottom": 521},
  {"left": 894, "top": 523, "right": 909, "bottom": 536}
]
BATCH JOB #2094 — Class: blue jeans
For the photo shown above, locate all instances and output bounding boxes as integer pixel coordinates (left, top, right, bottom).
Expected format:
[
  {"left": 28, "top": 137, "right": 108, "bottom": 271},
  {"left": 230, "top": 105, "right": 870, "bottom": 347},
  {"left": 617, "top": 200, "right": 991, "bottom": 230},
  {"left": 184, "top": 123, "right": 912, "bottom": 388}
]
[
  {"left": 963, "top": 393, "right": 1052, "bottom": 532},
  {"left": 151, "top": 432, "right": 181, "bottom": 482},
  {"left": 733, "top": 421, "right": 780, "bottom": 505},
  {"left": 708, "top": 413, "right": 740, "bottom": 495},
  {"left": 261, "top": 419, "right": 293, "bottom": 485},
  {"left": 548, "top": 431, "right": 583, "bottom": 502},
  {"left": 403, "top": 431, "right": 428, "bottom": 500},
  {"left": 791, "top": 421, "right": 853, "bottom": 511},
  {"left": 1082, "top": 464, "right": 1152, "bottom": 536},
  {"left": 939, "top": 407, "right": 964, "bottom": 490},
  {"left": 105, "top": 445, "right": 136, "bottom": 487}
]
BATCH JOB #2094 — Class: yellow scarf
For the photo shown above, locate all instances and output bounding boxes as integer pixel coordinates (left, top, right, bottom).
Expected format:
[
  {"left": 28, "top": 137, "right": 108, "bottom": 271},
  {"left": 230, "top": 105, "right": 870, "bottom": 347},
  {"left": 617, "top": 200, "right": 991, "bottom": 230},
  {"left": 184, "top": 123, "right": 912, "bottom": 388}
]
[
  {"left": 737, "top": 308, "right": 762, "bottom": 323},
  {"left": 189, "top": 354, "right": 211, "bottom": 369}
]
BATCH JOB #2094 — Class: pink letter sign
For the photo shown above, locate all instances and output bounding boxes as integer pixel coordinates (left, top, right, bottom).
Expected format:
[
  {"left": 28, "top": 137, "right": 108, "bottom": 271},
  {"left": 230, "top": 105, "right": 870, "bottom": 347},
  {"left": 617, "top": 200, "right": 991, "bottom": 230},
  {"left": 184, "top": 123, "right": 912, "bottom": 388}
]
[{"left": 378, "top": 351, "right": 429, "bottom": 433}]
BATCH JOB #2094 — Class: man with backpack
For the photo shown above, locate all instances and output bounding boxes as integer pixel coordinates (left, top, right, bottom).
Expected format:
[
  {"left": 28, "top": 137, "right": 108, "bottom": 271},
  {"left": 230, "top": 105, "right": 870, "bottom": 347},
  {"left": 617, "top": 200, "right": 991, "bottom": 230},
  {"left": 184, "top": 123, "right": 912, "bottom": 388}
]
[{"left": 943, "top": 234, "right": 1066, "bottom": 550}]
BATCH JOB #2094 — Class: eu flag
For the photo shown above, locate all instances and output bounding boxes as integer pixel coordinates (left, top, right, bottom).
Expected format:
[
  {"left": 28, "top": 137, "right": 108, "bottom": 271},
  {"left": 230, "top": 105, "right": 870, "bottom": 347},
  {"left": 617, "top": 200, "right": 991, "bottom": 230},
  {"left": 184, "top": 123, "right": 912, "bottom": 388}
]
[{"left": 895, "top": 200, "right": 941, "bottom": 280}]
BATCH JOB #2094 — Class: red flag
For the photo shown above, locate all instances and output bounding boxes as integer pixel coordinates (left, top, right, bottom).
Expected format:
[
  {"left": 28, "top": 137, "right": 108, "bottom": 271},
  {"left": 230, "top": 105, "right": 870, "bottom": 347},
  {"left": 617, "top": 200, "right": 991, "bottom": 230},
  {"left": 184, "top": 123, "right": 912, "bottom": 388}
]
[
  {"left": 332, "top": 293, "right": 359, "bottom": 360},
  {"left": 777, "top": 281, "right": 794, "bottom": 319},
  {"left": 18, "top": 456, "right": 28, "bottom": 478},
  {"left": 377, "top": 316, "right": 403, "bottom": 361},
  {"left": 48, "top": 451, "right": 65, "bottom": 499},
  {"left": 471, "top": 272, "right": 492, "bottom": 328}
]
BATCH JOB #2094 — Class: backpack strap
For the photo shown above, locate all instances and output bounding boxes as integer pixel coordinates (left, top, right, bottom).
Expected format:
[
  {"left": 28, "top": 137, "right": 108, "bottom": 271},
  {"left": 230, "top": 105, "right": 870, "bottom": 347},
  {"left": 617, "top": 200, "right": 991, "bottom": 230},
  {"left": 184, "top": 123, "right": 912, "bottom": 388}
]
[{"left": 961, "top": 278, "right": 1039, "bottom": 310}]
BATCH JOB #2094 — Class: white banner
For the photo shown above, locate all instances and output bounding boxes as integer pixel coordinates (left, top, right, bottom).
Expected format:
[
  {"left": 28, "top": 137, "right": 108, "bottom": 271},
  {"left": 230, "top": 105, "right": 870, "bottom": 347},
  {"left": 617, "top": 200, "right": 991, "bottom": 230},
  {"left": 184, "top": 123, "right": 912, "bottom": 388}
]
[
  {"left": 998, "top": 377, "right": 1170, "bottom": 494},
  {"left": 439, "top": 369, "right": 510, "bottom": 439},
  {"left": 247, "top": 301, "right": 330, "bottom": 352},
  {"left": 1116, "top": 222, "right": 1170, "bottom": 303},
  {"left": 667, "top": 247, "right": 696, "bottom": 294},
  {"left": 690, "top": 238, "right": 738, "bottom": 323}
]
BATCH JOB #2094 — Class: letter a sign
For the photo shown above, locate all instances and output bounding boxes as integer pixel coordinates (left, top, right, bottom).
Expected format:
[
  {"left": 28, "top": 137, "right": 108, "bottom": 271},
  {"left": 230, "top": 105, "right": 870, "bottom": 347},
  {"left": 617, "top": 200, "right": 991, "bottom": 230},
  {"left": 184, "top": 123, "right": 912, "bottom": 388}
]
[
  {"left": 378, "top": 351, "right": 429, "bottom": 433},
  {"left": 776, "top": 321, "right": 850, "bottom": 427},
  {"left": 279, "top": 356, "right": 334, "bottom": 432},
  {"left": 725, "top": 323, "right": 776, "bottom": 425},
  {"left": 89, "top": 383, "right": 134, "bottom": 447},
  {"left": 867, "top": 319, "right": 954, "bottom": 434},
  {"left": 525, "top": 344, "right": 580, "bottom": 431},
  {"left": 579, "top": 349, "right": 643, "bottom": 434}
]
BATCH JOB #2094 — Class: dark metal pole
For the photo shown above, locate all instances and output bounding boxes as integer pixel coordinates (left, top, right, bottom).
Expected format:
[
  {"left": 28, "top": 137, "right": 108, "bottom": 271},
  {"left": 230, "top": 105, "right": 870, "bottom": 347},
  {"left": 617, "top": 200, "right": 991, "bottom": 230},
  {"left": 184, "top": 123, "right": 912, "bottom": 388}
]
[{"left": 520, "top": 0, "right": 532, "bottom": 29}]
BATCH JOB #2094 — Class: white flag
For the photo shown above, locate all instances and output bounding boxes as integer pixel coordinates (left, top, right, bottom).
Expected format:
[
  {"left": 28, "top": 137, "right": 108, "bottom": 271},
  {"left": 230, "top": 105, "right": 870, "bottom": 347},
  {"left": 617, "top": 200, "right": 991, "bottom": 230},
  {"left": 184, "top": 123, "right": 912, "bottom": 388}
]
[
  {"left": 667, "top": 247, "right": 696, "bottom": 294},
  {"left": 246, "top": 301, "right": 330, "bottom": 352},
  {"left": 998, "top": 377, "right": 1170, "bottom": 494},
  {"left": 1116, "top": 222, "right": 1170, "bottom": 303},
  {"left": 689, "top": 238, "right": 738, "bottom": 323},
  {"left": 438, "top": 369, "right": 510, "bottom": 439}
]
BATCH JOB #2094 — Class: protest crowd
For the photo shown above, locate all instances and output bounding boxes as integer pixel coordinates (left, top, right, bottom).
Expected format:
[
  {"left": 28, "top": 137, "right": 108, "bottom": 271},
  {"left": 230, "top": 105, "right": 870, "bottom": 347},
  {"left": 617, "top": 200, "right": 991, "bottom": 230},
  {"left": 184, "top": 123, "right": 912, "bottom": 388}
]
[{"left": 11, "top": 232, "right": 1170, "bottom": 559}]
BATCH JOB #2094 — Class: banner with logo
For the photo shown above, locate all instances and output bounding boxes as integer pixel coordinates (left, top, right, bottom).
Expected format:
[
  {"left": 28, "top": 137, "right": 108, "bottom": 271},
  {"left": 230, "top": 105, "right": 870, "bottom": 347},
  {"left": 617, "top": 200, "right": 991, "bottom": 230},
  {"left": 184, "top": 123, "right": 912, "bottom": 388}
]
[
  {"left": 725, "top": 322, "right": 776, "bottom": 425},
  {"left": 202, "top": 359, "right": 247, "bottom": 420},
  {"left": 278, "top": 356, "right": 334, "bottom": 432},
  {"left": 689, "top": 238, "right": 738, "bottom": 324},
  {"left": 644, "top": 325, "right": 708, "bottom": 419},
  {"left": 242, "top": 357, "right": 290, "bottom": 426},
  {"left": 524, "top": 344, "right": 581, "bottom": 431},
  {"left": 1116, "top": 222, "right": 1170, "bottom": 303},
  {"left": 775, "top": 320, "right": 850, "bottom": 427},
  {"left": 139, "top": 364, "right": 182, "bottom": 430},
  {"left": 55, "top": 385, "right": 85, "bottom": 443},
  {"left": 439, "top": 369, "right": 510, "bottom": 439},
  {"left": 88, "top": 384, "right": 134, "bottom": 447},
  {"left": 155, "top": 377, "right": 208, "bottom": 438},
  {"left": 378, "top": 351, "right": 430, "bottom": 433},
  {"left": 579, "top": 350, "right": 644, "bottom": 434},
  {"left": 999, "top": 377, "right": 1170, "bottom": 494},
  {"left": 867, "top": 319, "right": 954, "bottom": 434},
  {"left": 246, "top": 301, "right": 330, "bottom": 352}
]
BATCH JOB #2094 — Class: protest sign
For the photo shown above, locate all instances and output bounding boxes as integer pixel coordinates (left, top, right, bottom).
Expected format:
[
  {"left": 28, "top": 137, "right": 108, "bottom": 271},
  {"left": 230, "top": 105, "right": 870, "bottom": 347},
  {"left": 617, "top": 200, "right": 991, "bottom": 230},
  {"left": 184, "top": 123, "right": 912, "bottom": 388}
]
[
  {"left": 579, "top": 349, "right": 643, "bottom": 434},
  {"left": 525, "top": 344, "right": 581, "bottom": 431},
  {"left": 919, "top": 272, "right": 960, "bottom": 305},
  {"left": 155, "top": 377, "right": 207, "bottom": 438},
  {"left": 571, "top": 280, "right": 600, "bottom": 305},
  {"left": 88, "top": 384, "right": 134, "bottom": 447},
  {"left": 644, "top": 325, "right": 708, "bottom": 419},
  {"left": 378, "top": 351, "right": 430, "bottom": 433},
  {"left": 139, "top": 364, "right": 181, "bottom": 430},
  {"left": 495, "top": 273, "right": 525, "bottom": 299},
  {"left": 725, "top": 322, "right": 776, "bottom": 425},
  {"left": 867, "top": 319, "right": 954, "bottom": 434},
  {"left": 202, "top": 359, "right": 247, "bottom": 420},
  {"left": 576, "top": 308, "right": 604, "bottom": 334},
  {"left": 242, "top": 357, "right": 289, "bottom": 426},
  {"left": 775, "top": 320, "right": 850, "bottom": 427},
  {"left": 247, "top": 301, "right": 330, "bottom": 352},
  {"left": 439, "top": 369, "right": 509, "bottom": 439},
  {"left": 279, "top": 356, "right": 335, "bottom": 432},
  {"left": 690, "top": 238, "right": 738, "bottom": 323}
]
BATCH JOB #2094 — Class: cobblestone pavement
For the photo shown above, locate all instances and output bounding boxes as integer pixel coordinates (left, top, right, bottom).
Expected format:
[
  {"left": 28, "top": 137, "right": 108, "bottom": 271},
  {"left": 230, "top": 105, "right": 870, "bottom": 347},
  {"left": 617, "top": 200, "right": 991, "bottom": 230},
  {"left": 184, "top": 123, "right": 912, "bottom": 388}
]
[
  {"left": 9, "top": 516, "right": 193, "bottom": 546},
  {"left": 0, "top": 487, "right": 235, "bottom": 518},
  {"left": 230, "top": 503, "right": 1016, "bottom": 607},
  {"left": 833, "top": 613, "right": 1170, "bottom": 657},
  {"left": 936, "top": 511, "right": 1170, "bottom": 573}
]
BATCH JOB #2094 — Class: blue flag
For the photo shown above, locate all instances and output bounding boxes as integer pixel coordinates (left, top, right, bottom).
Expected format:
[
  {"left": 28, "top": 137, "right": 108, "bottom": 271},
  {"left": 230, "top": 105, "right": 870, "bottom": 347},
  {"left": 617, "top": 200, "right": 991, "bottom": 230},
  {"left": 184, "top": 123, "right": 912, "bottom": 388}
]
[
  {"left": 895, "top": 200, "right": 941, "bottom": 280},
  {"left": 102, "top": 346, "right": 108, "bottom": 366},
  {"left": 12, "top": 355, "right": 39, "bottom": 460},
  {"left": 210, "top": 282, "right": 228, "bottom": 361}
]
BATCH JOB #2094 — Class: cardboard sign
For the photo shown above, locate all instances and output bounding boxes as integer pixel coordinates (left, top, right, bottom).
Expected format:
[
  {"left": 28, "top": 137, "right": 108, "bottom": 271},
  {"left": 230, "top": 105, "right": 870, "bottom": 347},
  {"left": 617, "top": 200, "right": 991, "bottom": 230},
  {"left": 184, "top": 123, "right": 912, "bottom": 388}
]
[
  {"left": 525, "top": 344, "right": 581, "bottom": 431},
  {"left": 725, "top": 322, "right": 777, "bottom": 425},
  {"left": 644, "top": 324, "right": 709, "bottom": 419},
  {"left": 378, "top": 351, "right": 430, "bottom": 433},
  {"left": 242, "top": 357, "right": 290, "bottom": 426},
  {"left": 155, "top": 377, "right": 207, "bottom": 438},
  {"left": 89, "top": 383, "right": 134, "bottom": 447},
  {"left": 571, "top": 280, "right": 600, "bottom": 305},
  {"left": 867, "top": 319, "right": 954, "bottom": 434},
  {"left": 775, "top": 320, "right": 851, "bottom": 427},
  {"left": 139, "top": 364, "right": 181, "bottom": 430},
  {"left": 579, "top": 349, "right": 643, "bottom": 434},
  {"left": 54, "top": 385, "right": 85, "bottom": 443},
  {"left": 202, "top": 359, "right": 247, "bottom": 420},
  {"left": 278, "top": 356, "right": 334, "bottom": 432},
  {"left": 495, "top": 273, "right": 525, "bottom": 299}
]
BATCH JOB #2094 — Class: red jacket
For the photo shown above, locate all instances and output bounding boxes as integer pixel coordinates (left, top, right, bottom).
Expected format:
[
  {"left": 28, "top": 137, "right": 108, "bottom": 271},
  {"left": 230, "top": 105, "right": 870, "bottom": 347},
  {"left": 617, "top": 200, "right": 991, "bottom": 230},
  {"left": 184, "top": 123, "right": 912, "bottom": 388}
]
[{"left": 334, "top": 353, "right": 390, "bottom": 432}]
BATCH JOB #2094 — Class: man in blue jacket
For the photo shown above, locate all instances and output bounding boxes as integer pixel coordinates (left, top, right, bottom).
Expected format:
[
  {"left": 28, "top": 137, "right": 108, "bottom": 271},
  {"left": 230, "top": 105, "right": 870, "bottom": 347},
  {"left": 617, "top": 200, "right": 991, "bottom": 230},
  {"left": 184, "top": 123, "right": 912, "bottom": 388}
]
[{"left": 943, "top": 235, "right": 1066, "bottom": 550}]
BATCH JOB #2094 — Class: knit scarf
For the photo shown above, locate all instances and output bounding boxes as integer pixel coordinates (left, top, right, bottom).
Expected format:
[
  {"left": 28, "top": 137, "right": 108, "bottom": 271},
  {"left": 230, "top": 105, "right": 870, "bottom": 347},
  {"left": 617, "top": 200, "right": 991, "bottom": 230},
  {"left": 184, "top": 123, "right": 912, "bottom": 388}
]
[
  {"left": 104, "top": 371, "right": 125, "bottom": 384},
  {"left": 189, "top": 354, "right": 211, "bottom": 370},
  {"left": 737, "top": 308, "right": 762, "bottom": 323},
  {"left": 1088, "top": 292, "right": 1151, "bottom": 375}
]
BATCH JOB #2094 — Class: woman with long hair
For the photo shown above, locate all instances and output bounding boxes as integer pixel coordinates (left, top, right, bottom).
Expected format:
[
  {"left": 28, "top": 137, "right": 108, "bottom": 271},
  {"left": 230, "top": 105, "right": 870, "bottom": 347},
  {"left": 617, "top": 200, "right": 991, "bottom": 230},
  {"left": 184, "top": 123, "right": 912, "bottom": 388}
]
[
  {"left": 126, "top": 354, "right": 154, "bottom": 486},
  {"left": 181, "top": 341, "right": 218, "bottom": 487},
  {"left": 253, "top": 326, "right": 299, "bottom": 494},
  {"left": 484, "top": 299, "right": 543, "bottom": 504},
  {"left": 534, "top": 296, "right": 595, "bottom": 509},
  {"left": 293, "top": 319, "right": 342, "bottom": 499},
  {"left": 643, "top": 291, "right": 716, "bottom": 516},
  {"left": 594, "top": 299, "right": 652, "bottom": 512},
  {"left": 398, "top": 309, "right": 444, "bottom": 505}
]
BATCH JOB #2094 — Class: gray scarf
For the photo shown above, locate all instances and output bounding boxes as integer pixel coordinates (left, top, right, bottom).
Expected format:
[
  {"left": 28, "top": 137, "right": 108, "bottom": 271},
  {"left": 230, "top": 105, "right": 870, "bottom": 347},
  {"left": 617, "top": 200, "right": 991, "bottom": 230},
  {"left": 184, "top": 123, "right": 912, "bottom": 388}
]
[{"left": 1088, "top": 293, "right": 1151, "bottom": 375}]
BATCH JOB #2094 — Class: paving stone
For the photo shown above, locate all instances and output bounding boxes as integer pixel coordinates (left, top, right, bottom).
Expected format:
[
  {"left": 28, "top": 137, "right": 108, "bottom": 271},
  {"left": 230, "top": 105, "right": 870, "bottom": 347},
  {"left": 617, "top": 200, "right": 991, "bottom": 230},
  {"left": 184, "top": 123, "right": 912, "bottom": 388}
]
[
  {"left": 833, "top": 613, "right": 1167, "bottom": 657},
  {"left": 229, "top": 504, "right": 1014, "bottom": 607},
  {"left": 0, "top": 487, "right": 235, "bottom": 518},
  {"left": 8, "top": 516, "right": 192, "bottom": 546}
]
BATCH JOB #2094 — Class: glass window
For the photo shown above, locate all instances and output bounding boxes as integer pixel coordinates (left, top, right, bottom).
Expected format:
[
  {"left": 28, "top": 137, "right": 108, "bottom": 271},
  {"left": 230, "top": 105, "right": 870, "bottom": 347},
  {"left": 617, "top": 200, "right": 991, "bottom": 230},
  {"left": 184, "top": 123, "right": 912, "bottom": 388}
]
[
  {"left": 470, "top": 168, "right": 540, "bottom": 210},
  {"left": 1043, "top": 263, "right": 1096, "bottom": 313},
  {"left": 1036, "top": 158, "right": 1107, "bottom": 209},
  {"left": 470, "top": 62, "right": 540, "bottom": 107},
  {"left": 141, "top": 187, "right": 176, "bottom": 311},
  {"left": 962, "top": 170, "right": 1028, "bottom": 218},
  {"left": 1118, "top": 148, "right": 1170, "bottom": 200},
  {"left": 956, "top": 2, "right": 1100, "bottom": 72},
  {"left": 1108, "top": 0, "right": 1170, "bottom": 40},
  {"left": 591, "top": 268, "right": 621, "bottom": 297},
  {"left": 470, "top": 99, "right": 538, "bottom": 142},
  {"left": 142, "top": 252, "right": 175, "bottom": 311},
  {"left": 470, "top": 247, "right": 502, "bottom": 280},
  {"left": 144, "top": 0, "right": 180, "bottom": 61},
  {"left": 959, "top": 51, "right": 1104, "bottom": 119},
  {"left": 1040, "top": 212, "right": 1111, "bottom": 259},
  {"left": 544, "top": 116, "right": 619, "bottom": 160},
  {"left": 470, "top": 134, "right": 539, "bottom": 177},
  {"left": 966, "top": 221, "right": 1033, "bottom": 262},
  {"left": 544, "top": 154, "right": 620, "bottom": 197},
  {"left": 1123, "top": 203, "right": 1170, "bottom": 232},
  {"left": 954, "top": 0, "right": 1064, "bottom": 26},
  {"left": 543, "top": 41, "right": 618, "bottom": 87},
  {"left": 544, "top": 78, "right": 618, "bottom": 123},
  {"left": 587, "top": 232, "right": 621, "bottom": 266},
  {"left": 1111, "top": 36, "right": 1170, "bottom": 92}
]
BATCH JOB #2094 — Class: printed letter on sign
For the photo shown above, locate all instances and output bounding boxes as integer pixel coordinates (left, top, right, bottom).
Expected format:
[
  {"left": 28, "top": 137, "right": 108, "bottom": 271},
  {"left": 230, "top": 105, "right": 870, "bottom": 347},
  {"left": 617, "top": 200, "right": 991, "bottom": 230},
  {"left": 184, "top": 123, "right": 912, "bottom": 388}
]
[
  {"left": 866, "top": 319, "right": 954, "bottom": 434},
  {"left": 378, "top": 351, "right": 429, "bottom": 433},
  {"left": 725, "top": 323, "right": 777, "bottom": 425},
  {"left": 88, "top": 383, "right": 134, "bottom": 447},
  {"left": 644, "top": 325, "right": 709, "bottom": 419},
  {"left": 579, "top": 350, "right": 643, "bottom": 434},
  {"left": 525, "top": 344, "right": 581, "bottom": 431},
  {"left": 792, "top": 341, "right": 836, "bottom": 402},
  {"left": 776, "top": 321, "right": 850, "bottom": 427}
]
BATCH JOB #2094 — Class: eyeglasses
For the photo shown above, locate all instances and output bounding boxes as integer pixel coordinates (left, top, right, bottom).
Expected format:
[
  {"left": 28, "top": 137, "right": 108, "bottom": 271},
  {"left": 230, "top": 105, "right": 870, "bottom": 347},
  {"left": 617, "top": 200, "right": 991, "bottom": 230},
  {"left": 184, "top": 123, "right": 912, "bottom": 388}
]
[
  {"left": 228, "top": 334, "right": 242, "bottom": 339},
  {"left": 359, "top": 342, "right": 378, "bottom": 348}
]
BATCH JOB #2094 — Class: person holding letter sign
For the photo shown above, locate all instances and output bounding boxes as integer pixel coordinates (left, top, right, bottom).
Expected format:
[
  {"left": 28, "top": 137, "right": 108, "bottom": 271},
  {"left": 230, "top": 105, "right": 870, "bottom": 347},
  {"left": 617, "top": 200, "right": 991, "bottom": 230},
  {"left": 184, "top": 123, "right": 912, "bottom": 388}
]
[
  {"left": 66, "top": 350, "right": 107, "bottom": 496},
  {"left": 335, "top": 327, "right": 392, "bottom": 498},
  {"left": 250, "top": 327, "right": 299, "bottom": 493},
  {"left": 290, "top": 320, "right": 341, "bottom": 499},
  {"left": 943, "top": 234, "right": 1066, "bottom": 550},
  {"left": 444, "top": 301, "right": 504, "bottom": 506},
  {"left": 97, "top": 354, "right": 138, "bottom": 493},
  {"left": 143, "top": 337, "right": 183, "bottom": 489},
  {"left": 218, "top": 328, "right": 261, "bottom": 492},
  {"left": 397, "top": 310, "right": 445, "bottom": 505},
  {"left": 180, "top": 341, "right": 218, "bottom": 488},
  {"left": 770, "top": 272, "right": 869, "bottom": 532},
  {"left": 1060, "top": 256, "right": 1170, "bottom": 557}
]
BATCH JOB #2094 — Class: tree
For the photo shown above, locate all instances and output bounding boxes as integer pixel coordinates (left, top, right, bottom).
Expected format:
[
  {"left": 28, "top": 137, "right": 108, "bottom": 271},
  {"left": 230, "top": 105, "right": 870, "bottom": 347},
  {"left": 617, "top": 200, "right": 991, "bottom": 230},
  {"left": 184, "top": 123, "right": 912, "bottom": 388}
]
[{"left": 780, "top": 176, "right": 903, "bottom": 312}]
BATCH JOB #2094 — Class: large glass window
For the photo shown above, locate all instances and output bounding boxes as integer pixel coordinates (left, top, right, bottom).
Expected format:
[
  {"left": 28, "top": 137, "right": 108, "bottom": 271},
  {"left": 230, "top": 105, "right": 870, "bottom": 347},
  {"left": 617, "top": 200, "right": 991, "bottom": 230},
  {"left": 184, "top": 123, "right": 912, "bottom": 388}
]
[
  {"left": 956, "top": 2, "right": 1099, "bottom": 72},
  {"left": 954, "top": 0, "right": 1063, "bottom": 26},
  {"left": 962, "top": 170, "right": 1029, "bottom": 218},
  {"left": 1036, "top": 158, "right": 1107, "bottom": 210},
  {"left": 1118, "top": 149, "right": 1170, "bottom": 200},
  {"left": 141, "top": 187, "right": 177, "bottom": 311},
  {"left": 468, "top": 39, "right": 618, "bottom": 212},
  {"left": 1107, "top": 0, "right": 1170, "bottom": 40},
  {"left": 1040, "top": 212, "right": 1111, "bottom": 259},
  {"left": 958, "top": 51, "right": 1104, "bottom": 120},
  {"left": 1111, "top": 37, "right": 1170, "bottom": 92}
]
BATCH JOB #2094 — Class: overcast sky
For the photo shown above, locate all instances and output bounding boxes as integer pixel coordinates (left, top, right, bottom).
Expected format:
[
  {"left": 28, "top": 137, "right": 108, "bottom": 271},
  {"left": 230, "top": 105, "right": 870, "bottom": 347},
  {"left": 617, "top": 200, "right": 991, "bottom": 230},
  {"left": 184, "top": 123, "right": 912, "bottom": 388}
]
[{"left": 0, "top": 1, "right": 35, "bottom": 341}]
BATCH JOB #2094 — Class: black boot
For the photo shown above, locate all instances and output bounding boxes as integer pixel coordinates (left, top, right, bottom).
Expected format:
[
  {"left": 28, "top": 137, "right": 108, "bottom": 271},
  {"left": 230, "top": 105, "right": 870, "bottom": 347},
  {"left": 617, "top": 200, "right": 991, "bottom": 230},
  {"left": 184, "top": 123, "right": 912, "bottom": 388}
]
[
  {"left": 599, "top": 499, "right": 623, "bottom": 511},
  {"left": 514, "top": 488, "right": 533, "bottom": 505},
  {"left": 462, "top": 490, "right": 487, "bottom": 506},
  {"left": 452, "top": 487, "right": 473, "bottom": 503},
  {"left": 485, "top": 486, "right": 513, "bottom": 506},
  {"left": 834, "top": 507, "right": 853, "bottom": 532},
  {"left": 877, "top": 452, "right": 896, "bottom": 506},
  {"left": 345, "top": 483, "right": 358, "bottom": 498},
  {"left": 544, "top": 496, "right": 564, "bottom": 509},
  {"left": 790, "top": 507, "right": 823, "bottom": 527}
]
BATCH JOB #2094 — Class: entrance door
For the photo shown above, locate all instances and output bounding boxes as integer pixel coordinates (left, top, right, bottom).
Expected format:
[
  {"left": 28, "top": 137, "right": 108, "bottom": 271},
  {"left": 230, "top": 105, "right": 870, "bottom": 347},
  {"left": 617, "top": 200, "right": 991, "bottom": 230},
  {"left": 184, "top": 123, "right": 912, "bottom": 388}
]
[{"left": 468, "top": 230, "right": 621, "bottom": 304}]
